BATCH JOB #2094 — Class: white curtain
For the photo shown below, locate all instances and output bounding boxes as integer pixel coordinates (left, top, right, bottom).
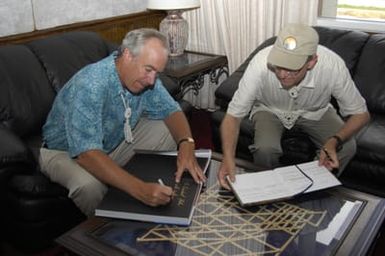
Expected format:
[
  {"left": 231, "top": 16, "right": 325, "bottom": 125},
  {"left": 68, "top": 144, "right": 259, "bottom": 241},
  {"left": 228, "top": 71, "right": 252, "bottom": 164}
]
[{"left": 183, "top": 0, "right": 319, "bottom": 110}]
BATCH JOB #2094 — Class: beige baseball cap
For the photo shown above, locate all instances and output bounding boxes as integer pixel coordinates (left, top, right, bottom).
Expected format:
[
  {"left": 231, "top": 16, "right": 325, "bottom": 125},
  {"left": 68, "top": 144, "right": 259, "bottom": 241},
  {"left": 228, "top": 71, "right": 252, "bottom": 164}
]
[{"left": 267, "top": 24, "right": 319, "bottom": 70}]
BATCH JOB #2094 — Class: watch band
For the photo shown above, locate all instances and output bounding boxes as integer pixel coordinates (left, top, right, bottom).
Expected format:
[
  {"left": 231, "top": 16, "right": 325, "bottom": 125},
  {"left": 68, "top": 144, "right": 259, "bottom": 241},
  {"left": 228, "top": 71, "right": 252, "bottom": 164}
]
[
  {"left": 330, "top": 135, "right": 343, "bottom": 152},
  {"left": 177, "top": 137, "right": 195, "bottom": 149}
]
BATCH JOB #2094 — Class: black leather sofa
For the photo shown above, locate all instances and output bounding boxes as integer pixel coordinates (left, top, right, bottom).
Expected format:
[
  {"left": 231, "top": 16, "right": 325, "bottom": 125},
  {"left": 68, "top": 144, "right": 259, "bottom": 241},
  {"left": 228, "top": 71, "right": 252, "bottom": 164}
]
[
  {"left": 212, "top": 26, "right": 385, "bottom": 198},
  {"left": 0, "top": 31, "right": 191, "bottom": 252}
]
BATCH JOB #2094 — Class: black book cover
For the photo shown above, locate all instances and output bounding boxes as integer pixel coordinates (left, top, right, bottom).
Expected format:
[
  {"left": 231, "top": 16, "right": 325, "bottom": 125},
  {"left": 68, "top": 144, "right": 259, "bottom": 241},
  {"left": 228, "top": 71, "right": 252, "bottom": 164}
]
[{"left": 95, "top": 150, "right": 211, "bottom": 226}]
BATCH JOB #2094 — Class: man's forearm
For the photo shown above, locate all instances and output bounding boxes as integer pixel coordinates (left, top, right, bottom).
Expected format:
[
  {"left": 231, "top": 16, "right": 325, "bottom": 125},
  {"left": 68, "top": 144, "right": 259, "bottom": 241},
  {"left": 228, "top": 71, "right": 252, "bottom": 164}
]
[
  {"left": 220, "top": 114, "right": 241, "bottom": 159},
  {"left": 164, "top": 111, "right": 193, "bottom": 144},
  {"left": 76, "top": 150, "right": 143, "bottom": 196},
  {"left": 335, "top": 111, "right": 370, "bottom": 142}
]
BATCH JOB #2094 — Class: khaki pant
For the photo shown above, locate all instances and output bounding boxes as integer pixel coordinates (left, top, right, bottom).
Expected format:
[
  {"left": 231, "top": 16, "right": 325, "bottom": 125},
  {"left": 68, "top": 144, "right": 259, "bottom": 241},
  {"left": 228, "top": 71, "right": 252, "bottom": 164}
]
[
  {"left": 249, "top": 108, "right": 356, "bottom": 176},
  {"left": 39, "top": 118, "right": 176, "bottom": 216}
]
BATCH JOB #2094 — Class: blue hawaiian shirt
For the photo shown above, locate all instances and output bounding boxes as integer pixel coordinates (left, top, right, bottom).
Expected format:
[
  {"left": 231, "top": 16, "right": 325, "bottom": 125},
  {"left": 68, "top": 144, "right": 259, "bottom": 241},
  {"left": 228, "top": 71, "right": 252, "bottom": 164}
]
[{"left": 43, "top": 52, "right": 180, "bottom": 157}]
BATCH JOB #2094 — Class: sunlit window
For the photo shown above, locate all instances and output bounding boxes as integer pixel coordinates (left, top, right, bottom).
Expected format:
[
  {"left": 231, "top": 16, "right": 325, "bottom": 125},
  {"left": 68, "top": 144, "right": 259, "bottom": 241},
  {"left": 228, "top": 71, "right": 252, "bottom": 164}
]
[{"left": 318, "top": 0, "right": 385, "bottom": 32}]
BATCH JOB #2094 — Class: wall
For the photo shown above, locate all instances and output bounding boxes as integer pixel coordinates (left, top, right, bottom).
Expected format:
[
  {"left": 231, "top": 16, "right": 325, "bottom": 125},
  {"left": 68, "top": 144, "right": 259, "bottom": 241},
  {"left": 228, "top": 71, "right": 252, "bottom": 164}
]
[{"left": 0, "top": 0, "right": 147, "bottom": 37}]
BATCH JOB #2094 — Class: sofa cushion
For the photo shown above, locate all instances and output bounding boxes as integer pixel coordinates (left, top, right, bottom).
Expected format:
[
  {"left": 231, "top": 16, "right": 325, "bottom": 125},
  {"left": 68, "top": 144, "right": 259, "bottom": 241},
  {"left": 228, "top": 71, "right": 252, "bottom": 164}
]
[
  {"left": 314, "top": 26, "right": 369, "bottom": 74},
  {"left": 27, "top": 31, "right": 114, "bottom": 92},
  {"left": 353, "top": 33, "right": 385, "bottom": 114},
  {"left": 0, "top": 45, "right": 56, "bottom": 137}
]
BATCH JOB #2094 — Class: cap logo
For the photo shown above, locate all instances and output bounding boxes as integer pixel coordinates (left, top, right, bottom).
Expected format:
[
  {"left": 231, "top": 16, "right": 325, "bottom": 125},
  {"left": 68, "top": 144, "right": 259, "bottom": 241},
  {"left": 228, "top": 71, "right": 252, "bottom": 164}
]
[{"left": 283, "top": 36, "right": 297, "bottom": 51}]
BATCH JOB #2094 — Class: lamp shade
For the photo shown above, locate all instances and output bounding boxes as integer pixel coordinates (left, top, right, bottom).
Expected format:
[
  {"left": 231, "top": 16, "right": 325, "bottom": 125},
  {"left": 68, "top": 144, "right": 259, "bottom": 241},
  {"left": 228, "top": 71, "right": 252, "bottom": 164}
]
[{"left": 147, "top": 0, "right": 200, "bottom": 10}]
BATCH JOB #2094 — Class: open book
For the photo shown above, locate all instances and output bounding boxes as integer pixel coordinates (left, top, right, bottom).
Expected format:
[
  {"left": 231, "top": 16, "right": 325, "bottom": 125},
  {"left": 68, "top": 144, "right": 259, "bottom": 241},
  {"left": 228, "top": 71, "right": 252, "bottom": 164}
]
[
  {"left": 227, "top": 160, "right": 341, "bottom": 206},
  {"left": 95, "top": 149, "right": 211, "bottom": 226}
]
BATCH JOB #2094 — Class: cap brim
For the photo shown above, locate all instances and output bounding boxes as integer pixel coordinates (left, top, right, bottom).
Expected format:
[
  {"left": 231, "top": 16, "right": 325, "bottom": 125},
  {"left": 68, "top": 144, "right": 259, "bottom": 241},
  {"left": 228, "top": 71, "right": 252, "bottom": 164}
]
[{"left": 267, "top": 47, "right": 307, "bottom": 70}]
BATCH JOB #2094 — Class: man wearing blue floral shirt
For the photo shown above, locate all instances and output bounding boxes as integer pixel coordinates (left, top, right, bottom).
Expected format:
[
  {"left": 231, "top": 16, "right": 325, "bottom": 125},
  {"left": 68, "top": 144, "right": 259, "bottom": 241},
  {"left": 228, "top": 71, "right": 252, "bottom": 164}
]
[{"left": 40, "top": 28, "right": 205, "bottom": 216}]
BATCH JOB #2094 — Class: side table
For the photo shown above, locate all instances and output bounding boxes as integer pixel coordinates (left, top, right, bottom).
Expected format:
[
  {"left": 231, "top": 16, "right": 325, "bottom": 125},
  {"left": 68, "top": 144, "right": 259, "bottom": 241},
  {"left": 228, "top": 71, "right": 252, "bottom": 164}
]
[{"left": 163, "top": 51, "right": 229, "bottom": 100}]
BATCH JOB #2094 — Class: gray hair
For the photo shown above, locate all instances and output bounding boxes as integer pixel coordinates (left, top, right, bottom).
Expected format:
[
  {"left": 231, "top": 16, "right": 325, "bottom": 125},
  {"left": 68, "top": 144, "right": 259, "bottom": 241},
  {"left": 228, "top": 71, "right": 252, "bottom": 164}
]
[{"left": 118, "top": 28, "right": 168, "bottom": 57}]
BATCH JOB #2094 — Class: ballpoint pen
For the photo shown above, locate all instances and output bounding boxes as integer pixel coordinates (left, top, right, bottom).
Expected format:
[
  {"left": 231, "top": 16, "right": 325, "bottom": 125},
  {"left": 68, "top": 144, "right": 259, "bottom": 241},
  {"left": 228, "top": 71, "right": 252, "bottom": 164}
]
[
  {"left": 158, "top": 178, "right": 174, "bottom": 200},
  {"left": 158, "top": 178, "right": 165, "bottom": 186},
  {"left": 322, "top": 147, "right": 332, "bottom": 161}
]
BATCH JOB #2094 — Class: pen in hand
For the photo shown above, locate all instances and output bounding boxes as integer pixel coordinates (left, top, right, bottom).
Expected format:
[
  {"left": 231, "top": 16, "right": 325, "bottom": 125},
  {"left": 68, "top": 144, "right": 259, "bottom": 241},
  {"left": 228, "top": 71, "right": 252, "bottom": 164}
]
[
  {"left": 158, "top": 178, "right": 165, "bottom": 186},
  {"left": 158, "top": 178, "right": 174, "bottom": 200},
  {"left": 322, "top": 147, "right": 339, "bottom": 174},
  {"left": 322, "top": 147, "right": 333, "bottom": 161}
]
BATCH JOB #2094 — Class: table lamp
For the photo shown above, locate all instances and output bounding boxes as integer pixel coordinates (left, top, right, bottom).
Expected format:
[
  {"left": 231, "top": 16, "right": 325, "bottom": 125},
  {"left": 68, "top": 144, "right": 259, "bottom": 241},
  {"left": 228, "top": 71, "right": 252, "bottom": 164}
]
[{"left": 147, "top": 0, "right": 201, "bottom": 56}]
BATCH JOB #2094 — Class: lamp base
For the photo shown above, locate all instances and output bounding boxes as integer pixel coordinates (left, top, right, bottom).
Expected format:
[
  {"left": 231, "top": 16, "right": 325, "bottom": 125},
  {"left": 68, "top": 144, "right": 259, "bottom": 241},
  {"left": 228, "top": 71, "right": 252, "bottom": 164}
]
[{"left": 160, "top": 10, "right": 188, "bottom": 56}]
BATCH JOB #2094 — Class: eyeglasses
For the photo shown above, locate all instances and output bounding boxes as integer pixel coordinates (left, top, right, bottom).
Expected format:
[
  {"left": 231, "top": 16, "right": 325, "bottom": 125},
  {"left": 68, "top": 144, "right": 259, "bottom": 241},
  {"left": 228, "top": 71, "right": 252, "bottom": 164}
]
[{"left": 269, "top": 65, "right": 303, "bottom": 77}]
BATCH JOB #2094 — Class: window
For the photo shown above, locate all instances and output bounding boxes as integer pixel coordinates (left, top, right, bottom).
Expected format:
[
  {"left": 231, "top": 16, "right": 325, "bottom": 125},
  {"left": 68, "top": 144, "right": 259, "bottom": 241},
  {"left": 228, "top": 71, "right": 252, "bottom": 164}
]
[{"left": 318, "top": 0, "right": 385, "bottom": 33}]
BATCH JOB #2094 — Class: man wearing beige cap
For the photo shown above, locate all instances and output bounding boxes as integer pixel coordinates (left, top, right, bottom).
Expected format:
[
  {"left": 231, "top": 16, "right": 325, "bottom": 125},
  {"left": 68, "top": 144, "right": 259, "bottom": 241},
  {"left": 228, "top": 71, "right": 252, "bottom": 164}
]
[{"left": 217, "top": 23, "right": 370, "bottom": 190}]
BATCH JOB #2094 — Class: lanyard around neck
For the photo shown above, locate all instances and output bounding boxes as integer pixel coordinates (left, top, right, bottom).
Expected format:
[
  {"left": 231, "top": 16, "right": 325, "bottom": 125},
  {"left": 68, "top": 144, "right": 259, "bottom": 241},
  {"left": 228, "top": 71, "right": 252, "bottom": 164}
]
[{"left": 119, "top": 92, "right": 133, "bottom": 143}]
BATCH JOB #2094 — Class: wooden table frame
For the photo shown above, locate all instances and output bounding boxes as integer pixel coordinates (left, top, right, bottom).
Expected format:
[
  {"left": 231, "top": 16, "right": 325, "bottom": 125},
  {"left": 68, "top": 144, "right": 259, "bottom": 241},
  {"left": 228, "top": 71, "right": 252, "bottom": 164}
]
[{"left": 163, "top": 51, "right": 229, "bottom": 99}]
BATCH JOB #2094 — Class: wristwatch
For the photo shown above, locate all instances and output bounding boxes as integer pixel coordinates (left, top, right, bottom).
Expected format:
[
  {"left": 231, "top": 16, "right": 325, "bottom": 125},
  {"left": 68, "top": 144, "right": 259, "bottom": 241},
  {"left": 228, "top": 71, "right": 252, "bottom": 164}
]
[
  {"left": 330, "top": 135, "right": 343, "bottom": 152},
  {"left": 177, "top": 137, "right": 195, "bottom": 149}
]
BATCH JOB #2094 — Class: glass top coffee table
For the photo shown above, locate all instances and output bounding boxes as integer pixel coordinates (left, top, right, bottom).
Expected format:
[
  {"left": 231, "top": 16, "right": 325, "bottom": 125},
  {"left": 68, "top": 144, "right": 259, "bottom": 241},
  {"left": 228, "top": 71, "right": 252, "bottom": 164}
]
[{"left": 56, "top": 154, "right": 385, "bottom": 256}]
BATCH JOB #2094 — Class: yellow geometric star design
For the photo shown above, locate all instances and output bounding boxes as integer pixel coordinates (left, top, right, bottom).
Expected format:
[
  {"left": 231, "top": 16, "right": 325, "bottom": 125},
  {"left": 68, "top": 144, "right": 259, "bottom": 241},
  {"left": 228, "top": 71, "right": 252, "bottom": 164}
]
[{"left": 138, "top": 182, "right": 326, "bottom": 256}]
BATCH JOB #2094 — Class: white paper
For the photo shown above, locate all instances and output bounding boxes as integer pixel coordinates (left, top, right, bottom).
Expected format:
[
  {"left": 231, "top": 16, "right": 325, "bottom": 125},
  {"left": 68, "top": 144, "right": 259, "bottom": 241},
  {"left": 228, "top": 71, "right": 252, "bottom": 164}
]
[
  {"left": 296, "top": 161, "right": 342, "bottom": 193},
  {"left": 228, "top": 171, "right": 292, "bottom": 205},
  {"left": 229, "top": 160, "right": 341, "bottom": 206}
]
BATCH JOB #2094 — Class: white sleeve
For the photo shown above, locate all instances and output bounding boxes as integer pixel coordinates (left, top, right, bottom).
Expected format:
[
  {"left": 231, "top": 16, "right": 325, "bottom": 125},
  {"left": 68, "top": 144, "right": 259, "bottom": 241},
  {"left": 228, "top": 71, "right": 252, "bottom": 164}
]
[
  {"left": 227, "top": 48, "right": 268, "bottom": 118},
  {"left": 331, "top": 57, "right": 368, "bottom": 116}
]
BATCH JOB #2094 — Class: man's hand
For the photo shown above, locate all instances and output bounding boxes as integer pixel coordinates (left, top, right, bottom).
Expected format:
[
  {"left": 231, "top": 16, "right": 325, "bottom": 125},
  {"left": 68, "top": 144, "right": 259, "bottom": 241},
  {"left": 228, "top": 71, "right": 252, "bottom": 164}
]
[
  {"left": 217, "top": 157, "right": 236, "bottom": 190},
  {"left": 134, "top": 181, "right": 173, "bottom": 206},
  {"left": 175, "top": 142, "right": 206, "bottom": 184},
  {"left": 217, "top": 114, "right": 240, "bottom": 190},
  {"left": 162, "top": 111, "right": 206, "bottom": 184},
  {"left": 319, "top": 138, "right": 339, "bottom": 171}
]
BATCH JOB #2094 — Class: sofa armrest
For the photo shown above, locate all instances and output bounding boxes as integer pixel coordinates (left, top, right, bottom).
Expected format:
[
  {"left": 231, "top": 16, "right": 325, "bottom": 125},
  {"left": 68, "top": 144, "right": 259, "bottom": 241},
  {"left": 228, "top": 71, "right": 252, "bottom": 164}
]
[
  {"left": 0, "top": 128, "right": 36, "bottom": 196},
  {"left": 0, "top": 126, "right": 36, "bottom": 177},
  {"left": 9, "top": 173, "right": 68, "bottom": 198},
  {"left": 0, "top": 127, "right": 36, "bottom": 199},
  {"left": 0, "top": 127, "right": 66, "bottom": 198}
]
